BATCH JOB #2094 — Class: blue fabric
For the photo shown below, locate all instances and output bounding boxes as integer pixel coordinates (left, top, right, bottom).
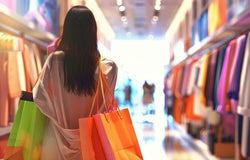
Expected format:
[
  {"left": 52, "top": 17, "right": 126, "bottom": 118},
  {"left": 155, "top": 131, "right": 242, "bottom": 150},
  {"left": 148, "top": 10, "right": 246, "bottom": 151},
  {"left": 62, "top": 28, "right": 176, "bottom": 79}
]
[{"left": 198, "top": 9, "right": 208, "bottom": 41}]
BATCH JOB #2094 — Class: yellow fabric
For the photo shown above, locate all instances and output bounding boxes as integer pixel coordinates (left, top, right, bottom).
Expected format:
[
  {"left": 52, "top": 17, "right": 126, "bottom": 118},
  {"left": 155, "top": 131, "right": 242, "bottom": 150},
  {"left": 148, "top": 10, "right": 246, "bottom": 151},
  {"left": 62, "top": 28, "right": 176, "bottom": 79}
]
[
  {"left": 208, "top": 0, "right": 227, "bottom": 35},
  {"left": 198, "top": 54, "right": 210, "bottom": 107}
]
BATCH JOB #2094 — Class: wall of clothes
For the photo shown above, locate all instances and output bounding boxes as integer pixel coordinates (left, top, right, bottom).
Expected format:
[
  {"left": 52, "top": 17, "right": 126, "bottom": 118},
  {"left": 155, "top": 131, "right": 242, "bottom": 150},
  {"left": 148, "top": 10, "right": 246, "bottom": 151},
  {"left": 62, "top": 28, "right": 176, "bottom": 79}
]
[
  {"left": 164, "top": 0, "right": 250, "bottom": 159},
  {"left": 0, "top": 32, "right": 45, "bottom": 127},
  {"left": 0, "top": 1, "right": 54, "bottom": 128}
]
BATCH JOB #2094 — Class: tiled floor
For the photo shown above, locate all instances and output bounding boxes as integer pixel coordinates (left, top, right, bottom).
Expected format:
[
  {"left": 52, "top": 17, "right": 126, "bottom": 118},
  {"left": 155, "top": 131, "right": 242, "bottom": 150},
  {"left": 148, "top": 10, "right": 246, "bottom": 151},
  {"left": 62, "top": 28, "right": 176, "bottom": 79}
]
[{"left": 130, "top": 107, "right": 225, "bottom": 160}]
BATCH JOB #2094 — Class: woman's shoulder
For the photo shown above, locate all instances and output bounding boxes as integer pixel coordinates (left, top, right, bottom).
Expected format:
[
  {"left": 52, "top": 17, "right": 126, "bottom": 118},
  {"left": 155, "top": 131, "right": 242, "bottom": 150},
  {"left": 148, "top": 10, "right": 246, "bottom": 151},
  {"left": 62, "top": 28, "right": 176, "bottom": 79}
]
[
  {"left": 101, "top": 57, "right": 117, "bottom": 68},
  {"left": 100, "top": 57, "right": 118, "bottom": 74},
  {"left": 101, "top": 57, "right": 116, "bottom": 66},
  {"left": 50, "top": 50, "right": 64, "bottom": 58},
  {"left": 47, "top": 51, "right": 64, "bottom": 62},
  {"left": 43, "top": 51, "right": 64, "bottom": 69}
]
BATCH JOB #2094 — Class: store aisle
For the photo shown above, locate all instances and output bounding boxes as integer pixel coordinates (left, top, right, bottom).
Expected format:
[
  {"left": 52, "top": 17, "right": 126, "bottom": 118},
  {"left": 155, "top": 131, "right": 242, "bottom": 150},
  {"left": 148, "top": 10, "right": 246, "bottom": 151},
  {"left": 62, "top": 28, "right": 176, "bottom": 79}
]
[{"left": 131, "top": 110, "right": 220, "bottom": 160}]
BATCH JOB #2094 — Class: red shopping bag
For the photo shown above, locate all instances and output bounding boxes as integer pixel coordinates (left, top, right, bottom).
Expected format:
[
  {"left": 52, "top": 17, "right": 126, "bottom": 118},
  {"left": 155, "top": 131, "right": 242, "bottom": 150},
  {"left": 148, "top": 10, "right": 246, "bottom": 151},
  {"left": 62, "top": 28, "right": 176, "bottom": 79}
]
[{"left": 79, "top": 117, "right": 106, "bottom": 160}]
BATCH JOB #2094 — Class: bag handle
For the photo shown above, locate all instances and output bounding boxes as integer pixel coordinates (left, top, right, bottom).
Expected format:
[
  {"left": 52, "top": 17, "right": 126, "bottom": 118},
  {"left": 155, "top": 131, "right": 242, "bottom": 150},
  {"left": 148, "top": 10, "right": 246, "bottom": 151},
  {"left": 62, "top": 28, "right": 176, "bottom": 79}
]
[
  {"left": 99, "top": 61, "right": 119, "bottom": 110},
  {"left": 88, "top": 60, "right": 118, "bottom": 116}
]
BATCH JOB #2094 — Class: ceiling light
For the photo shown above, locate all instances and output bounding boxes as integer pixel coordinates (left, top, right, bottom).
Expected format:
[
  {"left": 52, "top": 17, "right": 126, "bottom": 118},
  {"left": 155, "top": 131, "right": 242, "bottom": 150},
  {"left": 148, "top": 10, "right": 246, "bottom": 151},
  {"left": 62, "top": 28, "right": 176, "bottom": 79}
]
[
  {"left": 121, "top": 16, "right": 127, "bottom": 22},
  {"left": 151, "top": 16, "right": 159, "bottom": 25},
  {"left": 119, "top": 5, "right": 126, "bottom": 12},
  {"left": 154, "top": 5, "right": 161, "bottom": 11},
  {"left": 155, "top": 0, "right": 161, "bottom": 6},
  {"left": 117, "top": 0, "right": 123, "bottom": 6}
]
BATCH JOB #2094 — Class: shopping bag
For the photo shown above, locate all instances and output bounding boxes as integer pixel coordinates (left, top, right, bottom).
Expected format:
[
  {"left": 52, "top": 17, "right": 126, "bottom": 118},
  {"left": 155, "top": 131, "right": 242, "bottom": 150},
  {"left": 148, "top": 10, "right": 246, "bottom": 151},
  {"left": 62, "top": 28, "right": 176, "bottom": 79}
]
[
  {"left": 79, "top": 117, "right": 106, "bottom": 160},
  {"left": 79, "top": 108, "right": 142, "bottom": 160},
  {"left": 79, "top": 61, "right": 143, "bottom": 160},
  {"left": 4, "top": 91, "right": 47, "bottom": 160},
  {"left": 94, "top": 108, "right": 143, "bottom": 160}
]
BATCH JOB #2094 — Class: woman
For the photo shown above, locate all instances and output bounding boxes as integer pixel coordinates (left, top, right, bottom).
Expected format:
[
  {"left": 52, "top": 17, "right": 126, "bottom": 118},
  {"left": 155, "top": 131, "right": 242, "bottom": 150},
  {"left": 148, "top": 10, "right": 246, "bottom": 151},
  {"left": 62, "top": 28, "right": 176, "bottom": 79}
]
[{"left": 33, "top": 6, "right": 118, "bottom": 159}]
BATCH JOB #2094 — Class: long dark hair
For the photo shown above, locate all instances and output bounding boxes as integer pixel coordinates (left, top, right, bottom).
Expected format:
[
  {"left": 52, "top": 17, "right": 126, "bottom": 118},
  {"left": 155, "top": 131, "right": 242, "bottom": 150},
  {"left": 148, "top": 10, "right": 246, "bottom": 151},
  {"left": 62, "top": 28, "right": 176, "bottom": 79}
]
[{"left": 56, "top": 6, "right": 100, "bottom": 96}]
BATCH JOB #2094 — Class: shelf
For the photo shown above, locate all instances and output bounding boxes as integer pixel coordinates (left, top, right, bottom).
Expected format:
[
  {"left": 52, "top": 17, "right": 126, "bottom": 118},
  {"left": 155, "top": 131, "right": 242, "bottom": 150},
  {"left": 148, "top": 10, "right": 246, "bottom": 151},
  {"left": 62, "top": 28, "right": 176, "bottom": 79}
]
[
  {"left": 174, "top": 5, "right": 250, "bottom": 66},
  {"left": 0, "top": 4, "right": 56, "bottom": 47}
]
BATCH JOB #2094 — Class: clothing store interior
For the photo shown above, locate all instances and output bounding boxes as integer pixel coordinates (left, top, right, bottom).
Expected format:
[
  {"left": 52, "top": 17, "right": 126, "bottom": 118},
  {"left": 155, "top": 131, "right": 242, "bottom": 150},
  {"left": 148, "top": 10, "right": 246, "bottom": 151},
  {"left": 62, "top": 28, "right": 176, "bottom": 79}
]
[{"left": 1, "top": 0, "right": 250, "bottom": 159}]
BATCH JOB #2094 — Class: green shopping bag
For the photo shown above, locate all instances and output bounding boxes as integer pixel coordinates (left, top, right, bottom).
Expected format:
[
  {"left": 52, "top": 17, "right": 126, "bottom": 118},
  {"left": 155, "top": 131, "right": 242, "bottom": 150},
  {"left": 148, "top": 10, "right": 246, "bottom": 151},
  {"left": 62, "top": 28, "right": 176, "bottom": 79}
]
[{"left": 4, "top": 91, "right": 47, "bottom": 160}]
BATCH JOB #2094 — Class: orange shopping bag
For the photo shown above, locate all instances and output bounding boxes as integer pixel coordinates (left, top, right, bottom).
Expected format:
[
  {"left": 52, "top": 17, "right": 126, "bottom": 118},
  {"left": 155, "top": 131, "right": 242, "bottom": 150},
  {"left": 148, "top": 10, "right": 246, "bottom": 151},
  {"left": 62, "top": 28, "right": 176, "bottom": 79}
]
[
  {"left": 93, "top": 108, "right": 143, "bottom": 160},
  {"left": 79, "top": 60, "right": 143, "bottom": 160}
]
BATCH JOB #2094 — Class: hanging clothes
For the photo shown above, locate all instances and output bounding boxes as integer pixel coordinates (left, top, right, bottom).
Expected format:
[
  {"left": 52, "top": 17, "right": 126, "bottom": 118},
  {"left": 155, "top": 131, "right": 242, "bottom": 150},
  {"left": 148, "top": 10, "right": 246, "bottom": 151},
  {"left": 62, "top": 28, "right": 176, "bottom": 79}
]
[
  {"left": 226, "top": 33, "right": 248, "bottom": 160},
  {"left": 182, "top": 58, "right": 203, "bottom": 121},
  {"left": 181, "top": 60, "right": 195, "bottom": 120},
  {"left": 0, "top": 33, "right": 44, "bottom": 126},
  {"left": 213, "top": 45, "right": 227, "bottom": 110},
  {"left": 180, "top": 60, "right": 192, "bottom": 97},
  {"left": 204, "top": 50, "right": 218, "bottom": 108},
  {"left": 172, "top": 66, "right": 183, "bottom": 123},
  {"left": 0, "top": 53, "right": 9, "bottom": 127},
  {"left": 217, "top": 39, "right": 236, "bottom": 113},
  {"left": 193, "top": 54, "right": 210, "bottom": 117},
  {"left": 31, "top": 43, "right": 43, "bottom": 73},
  {"left": 227, "top": 34, "right": 248, "bottom": 113},
  {"left": 22, "top": 43, "right": 42, "bottom": 91},
  {"left": 8, "top": 52, "right": 22, "bottom": 98},
  {"left": 237, "top": 32, "right": 250, "bottom": 157}
]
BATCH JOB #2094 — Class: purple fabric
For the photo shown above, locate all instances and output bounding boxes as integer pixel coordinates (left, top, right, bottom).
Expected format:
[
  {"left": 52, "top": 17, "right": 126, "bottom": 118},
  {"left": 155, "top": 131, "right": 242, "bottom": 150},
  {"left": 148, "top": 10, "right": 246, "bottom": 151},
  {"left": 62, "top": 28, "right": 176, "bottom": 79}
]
[
  {"left": 213, "top": 46, "right": 227, "bottom": 110},
  {"left": 217, "top": 40, "right": 235, "bottom": 113},
  {"left": 227, "top": 34, "right": 248, "bottom": 112}
]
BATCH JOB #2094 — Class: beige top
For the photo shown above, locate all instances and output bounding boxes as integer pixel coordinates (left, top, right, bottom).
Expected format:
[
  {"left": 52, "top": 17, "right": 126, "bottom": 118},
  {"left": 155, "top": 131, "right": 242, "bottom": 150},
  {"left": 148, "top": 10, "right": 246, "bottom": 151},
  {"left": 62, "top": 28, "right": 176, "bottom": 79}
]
[{"left": 33, "top": 51, "right": 118, "bottom": 160}]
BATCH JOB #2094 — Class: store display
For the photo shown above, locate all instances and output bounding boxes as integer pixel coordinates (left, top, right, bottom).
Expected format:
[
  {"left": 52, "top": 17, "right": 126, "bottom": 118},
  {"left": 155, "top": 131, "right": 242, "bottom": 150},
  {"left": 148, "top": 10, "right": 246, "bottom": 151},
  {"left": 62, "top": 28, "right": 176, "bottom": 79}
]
[
  {"left": 165, "top": 1, "right": 250, "bottom": 159},
  {"left": 0, "top": 33, "right": 44, "bottom": 127}
]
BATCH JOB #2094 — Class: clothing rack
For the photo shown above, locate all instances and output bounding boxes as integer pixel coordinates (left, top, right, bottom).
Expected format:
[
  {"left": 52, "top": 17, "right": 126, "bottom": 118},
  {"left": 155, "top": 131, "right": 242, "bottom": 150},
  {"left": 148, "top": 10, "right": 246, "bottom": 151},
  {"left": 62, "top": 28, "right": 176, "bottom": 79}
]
[
  {"left": 0, "top": 4, "right": 54, "bottom": 132},
  {"left": 167, "top": 4, "right": 250, "bottom": 159}
]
